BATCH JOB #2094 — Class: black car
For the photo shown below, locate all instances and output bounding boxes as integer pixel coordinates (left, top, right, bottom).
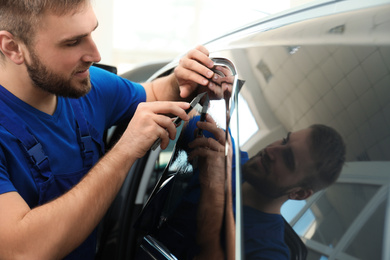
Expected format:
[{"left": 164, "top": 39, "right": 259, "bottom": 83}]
[{"left": 95, "top": 0, "right": 390, "bottom": 259}]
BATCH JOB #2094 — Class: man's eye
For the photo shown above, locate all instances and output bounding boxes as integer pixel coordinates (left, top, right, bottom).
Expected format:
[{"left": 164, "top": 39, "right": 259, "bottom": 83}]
[
  {"left": 281, "top": 132, "right": 291, "bottom": 145},
  {"left": 283, "top": 149, "right": 296, "bottom": 171},
  {"left": 67, "top": 39, "right": 81, "bottom": 47}
]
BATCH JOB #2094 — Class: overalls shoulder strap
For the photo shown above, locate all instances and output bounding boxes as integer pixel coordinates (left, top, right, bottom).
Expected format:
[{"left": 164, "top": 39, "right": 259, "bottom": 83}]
[
  {"left": 0, "top": 97, "right": 105, "bottom": 193},
  {"left": 0, "top": 98, "right": 51, "bottom": 182},
  {"left": 69, "top": 99, "right": 105, "bottom": 167}
]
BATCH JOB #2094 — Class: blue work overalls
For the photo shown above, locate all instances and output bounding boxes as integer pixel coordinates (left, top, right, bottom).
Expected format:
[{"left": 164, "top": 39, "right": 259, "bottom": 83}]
[{"left": 0, "top": 98, "right": 105, "bottom": 259}]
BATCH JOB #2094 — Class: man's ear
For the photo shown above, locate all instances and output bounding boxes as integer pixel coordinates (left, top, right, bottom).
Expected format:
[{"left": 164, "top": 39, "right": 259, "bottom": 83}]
[
  {"left": 288, "top": 188, "right": 313, "bottom": 201},
  {"left": 0, "top": 31, "right": 25, "bottom": 65}
]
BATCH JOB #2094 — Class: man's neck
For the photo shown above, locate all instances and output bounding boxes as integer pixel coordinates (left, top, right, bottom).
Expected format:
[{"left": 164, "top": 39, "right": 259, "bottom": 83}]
[
  {"left": 0, "top": 64, "right": 57, "bottom": 115},
  {"left": 242, "top": 182, "right": 287, "bottom": 215}
]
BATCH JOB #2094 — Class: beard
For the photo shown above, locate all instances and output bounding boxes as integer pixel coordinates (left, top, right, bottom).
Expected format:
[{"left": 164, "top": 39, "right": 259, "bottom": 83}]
[
  {"left": 242, "top": 160, "right": 294, "bottom": 199},
  {"left": 25, "top": 49, "right": 92, "bottom": 98}
]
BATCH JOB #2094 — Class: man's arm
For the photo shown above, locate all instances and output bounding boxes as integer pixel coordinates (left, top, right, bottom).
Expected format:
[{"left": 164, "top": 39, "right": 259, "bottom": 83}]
[{"left": 0, "top": 101, "right": 190, "bottom": 260}]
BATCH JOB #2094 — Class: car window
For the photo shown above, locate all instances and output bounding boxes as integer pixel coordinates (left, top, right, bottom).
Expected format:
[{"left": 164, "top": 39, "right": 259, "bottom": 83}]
[
  {"left": 120, "top": 1, "right": 390, "bottom": 259},
  {"left": 220, "top": 1, "right": 390, "bottom": 259},
  {"left": 293, "top": 183, "right": 380, "bottom": 253},
  {"left": 133, "top": 87, "right": 232, "bottom": 259},
  {"left": 345, "top": 199, "right": 386, "bottom": 260},
  {"left": 96, "top": 1, "right": 390, "bottom": 259}
]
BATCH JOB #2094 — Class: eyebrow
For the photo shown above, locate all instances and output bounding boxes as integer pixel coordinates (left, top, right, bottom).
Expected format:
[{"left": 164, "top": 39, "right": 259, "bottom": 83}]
[{"left": 59, "top": 21, "right": 99, "bottom": 44}]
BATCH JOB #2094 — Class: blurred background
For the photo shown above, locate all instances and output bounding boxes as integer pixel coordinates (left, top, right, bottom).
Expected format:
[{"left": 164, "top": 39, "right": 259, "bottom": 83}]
[{"left": 92, "top": 0, "right": 313, "bottom": 74}]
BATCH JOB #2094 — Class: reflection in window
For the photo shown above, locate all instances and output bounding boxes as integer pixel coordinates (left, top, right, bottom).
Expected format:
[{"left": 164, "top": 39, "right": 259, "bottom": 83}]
[
  {"left": 306, "top": 250, "right": 329, "bottom": 260},
  {"left": 293, "top": 208, "right": 316, "bottom": 239},
  {"left": 344, "top": 200, "right": 386, "bottom": 260},
  {"left": 156, "top": 124, "right": 184, "bottom": 171},
  {"left": 281, "top": 199, "right": 307, "bottom": 222},
  {"left": 169, "top": 150, "right": 193, "bottom": 174},
  {"left": 293, "top": 183, "right": 379, "bottom": 247},
  {"left": 231, "top": 94, "right": 259, "bottom": 146}
]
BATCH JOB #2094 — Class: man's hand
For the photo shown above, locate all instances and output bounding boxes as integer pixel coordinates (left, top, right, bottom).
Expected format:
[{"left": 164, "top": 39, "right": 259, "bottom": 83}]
[
  {"left": 174, "top": 45, "right": 227, "bottom": 100},
  {"left": 188, "top": 114, "right": 226, "bottom": 187},
  {"left": 144, "top": 45, "right": 228, "bottom": 103},
  {"left": 116, "top": 101, "right": 190, "bottom": 156}
]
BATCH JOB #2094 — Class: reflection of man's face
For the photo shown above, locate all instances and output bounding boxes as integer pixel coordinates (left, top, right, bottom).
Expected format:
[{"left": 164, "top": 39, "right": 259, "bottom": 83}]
[{"left": 242, "top": 128, "right": 314, "bottom": 199}]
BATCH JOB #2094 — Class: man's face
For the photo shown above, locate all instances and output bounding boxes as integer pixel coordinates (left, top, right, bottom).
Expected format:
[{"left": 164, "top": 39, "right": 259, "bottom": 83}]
[
  {"left": 242, "top": 128, "right": 314, "bottom": 199},
  {"left": 24, "top": 3, "right": 101, "bottom": 98}
]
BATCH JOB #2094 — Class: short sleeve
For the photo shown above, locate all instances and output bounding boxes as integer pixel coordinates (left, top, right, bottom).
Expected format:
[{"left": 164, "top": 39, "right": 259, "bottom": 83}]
[{"left": 0, "top": 148, "right": 17, "bottom": 195}]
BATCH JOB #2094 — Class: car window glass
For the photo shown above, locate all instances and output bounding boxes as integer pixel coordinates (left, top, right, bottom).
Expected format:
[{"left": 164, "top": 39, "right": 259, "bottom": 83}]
[
  {"left": 134, "top": 77, "right": 234, "bottom": 258},
  {"left": 215, "top": 2, "right": 390, "bottom": 259},
  {"left": 293, "top": 183, "right": 379, "bottom": 244},
  {"left": 136, "top": 125, "right": 183, "bottom": 205},
  {"left": 295, "top": 196, "right": 387, "bottom": 260},
  {"left": 131, "top": 2, "right": 390, "bottom": 259},
  {"left": 344, "top": 199, "right": 386, "bottom": 260},
  {"left": 281, "top": 200, "right": 307, "bottom": 222},
  {"left": 231, "top": 94, "right": 259, "bottom": 146}
]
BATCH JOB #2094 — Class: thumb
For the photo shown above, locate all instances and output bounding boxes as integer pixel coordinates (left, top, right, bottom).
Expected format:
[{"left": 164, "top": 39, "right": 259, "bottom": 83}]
[{"left": 179, "top": 85, "right": 195, "bottom": 99}]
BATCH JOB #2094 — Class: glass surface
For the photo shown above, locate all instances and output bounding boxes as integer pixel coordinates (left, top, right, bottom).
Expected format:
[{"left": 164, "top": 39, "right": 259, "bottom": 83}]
[
  {"left": 133, "top": 2, "right": 390, "bottom": 259},
  {"left": 221, "top": 2, "right": 390, "bottom": 259},
  {"left": 95, "top": 1, "right": 390, "bottom": 259},
  {"left": 344, "top": 200, "right": 386, "bottom": 259},
  {"left": 306, "top": 250, "right": 329, "bottom": 260},
  {"left": 281, "top": 199, "right": 307, "bottom": 222},
  {"left": 231, "top": 94, "right": 259, "bottom": 146},
  {"left": 294, "top": 183, "right": 379, "bottom": 245},
  {"left": 134, "top": 60, "right": 238, "bottom": 259}
]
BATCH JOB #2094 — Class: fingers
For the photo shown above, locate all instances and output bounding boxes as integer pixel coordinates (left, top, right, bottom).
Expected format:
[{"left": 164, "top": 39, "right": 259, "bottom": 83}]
[
  {"left": 188, "top": 45, "right": 214, "bottom": 69},
  {"left": 150, "top": 102, "right": 191, "bottom": 147},
  {"left": 174, "top": 45, "right": 215, "bottom": 99},
  {"left": 175, "top": 45, "right": 234, "bottom": 101},
  {"left": 196, "top": 114, "right": 225, "bottom": 144},
  {"left": 188, "top": 114, "right": 226, "bottom": 160},
  {"left": 208, "top": 67, "right": 234, "bottom": 99},
  {"left": 179, "top": 46, "right": 214, "bottom": 81},
  {"left": 119, "top": 101, "right": 191, "bottom": 157},
  {"left": 215, "top": 65, "right": 233, "bottom": 78},
  {"left": 175, "top": 58, "right": 213, "bottom": 86},
  {"left": 189, "top": 137, "right": 224, "bottom": 154},
  {"left": 207, "top": 78, "right": 224, "bottom": 99},
  {"left": 152, "top": 101, "right": 191, "bottom": 123}
]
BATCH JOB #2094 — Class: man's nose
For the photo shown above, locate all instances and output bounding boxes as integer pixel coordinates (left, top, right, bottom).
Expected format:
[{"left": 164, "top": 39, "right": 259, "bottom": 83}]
[
  {"left": 82, "top": 37, "right": 101, "bottom": 63},
  {"left": 265, "top": 145, "right": 282, "bottom": 161}
]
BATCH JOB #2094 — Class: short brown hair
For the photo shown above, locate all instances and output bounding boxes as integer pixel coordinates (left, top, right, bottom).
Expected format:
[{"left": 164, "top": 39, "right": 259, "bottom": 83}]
[
  {"left": 0, "top": 0, "right": 89, "bottom": 57},
  {"left": 303, "top": 124, "right": 346, "bottom": 192}
]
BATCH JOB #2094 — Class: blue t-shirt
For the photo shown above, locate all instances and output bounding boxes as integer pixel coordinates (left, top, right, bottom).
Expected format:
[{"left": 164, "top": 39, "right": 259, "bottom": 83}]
[
  {"left": 243, "top": 206, "right": 290, "bottom": 260},
  {"left": 0, "top": 66, "right": 146, "bottom": 208}
]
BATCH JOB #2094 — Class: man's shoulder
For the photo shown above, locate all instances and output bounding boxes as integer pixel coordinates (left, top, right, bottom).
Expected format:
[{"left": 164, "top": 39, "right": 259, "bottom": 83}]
[
  {"left": 89, "top": 65, "right": 118, "bottom": 85},
  {"left": 243, "top": 206, "right": 285, "bottom": 239},
  {"left": 88, "top": 65, "right": 144, "bottom": 96},
  {"left": 243, "top": 206, "right": 290, "bottom": 259},
  {"left": 244, "top": 206, "right": 284, "bottom": 222}
]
